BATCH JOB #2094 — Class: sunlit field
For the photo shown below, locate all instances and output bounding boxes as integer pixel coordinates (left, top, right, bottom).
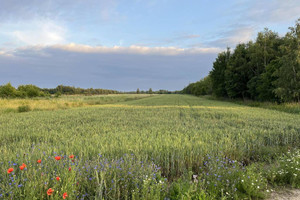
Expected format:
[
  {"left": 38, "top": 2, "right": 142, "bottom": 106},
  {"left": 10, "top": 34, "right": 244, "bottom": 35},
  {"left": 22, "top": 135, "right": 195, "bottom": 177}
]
[
  {"left": 1, "top": 94, "right": 300, "bottom": 199},
  {"left": 0, "top": 94, "right": 153, "bottom": 113}
]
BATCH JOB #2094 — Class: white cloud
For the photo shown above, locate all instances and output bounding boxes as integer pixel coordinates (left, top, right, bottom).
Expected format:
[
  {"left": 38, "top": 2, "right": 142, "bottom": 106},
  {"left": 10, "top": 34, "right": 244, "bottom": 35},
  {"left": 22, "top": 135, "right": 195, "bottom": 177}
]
[
  {"left": 224, "top": 26, "right": 256, "bottom": 45},
  {"left": 0, "top": 0, "right": 120, "bottom": 22},
  {"left": 43, "top": 43, "right": 222, "bottom": 55},
  {"left": 11, "top": 20, "right": 66, "bottom": 46},
  {"left": 0, "top": 44, "right": 218, "bottom": 91},
  {"left": 244, "top": 0, "right": 300, "bottom": 23},
  {"left": 207, "top": 25, "right": 256, "bottom": 48}
]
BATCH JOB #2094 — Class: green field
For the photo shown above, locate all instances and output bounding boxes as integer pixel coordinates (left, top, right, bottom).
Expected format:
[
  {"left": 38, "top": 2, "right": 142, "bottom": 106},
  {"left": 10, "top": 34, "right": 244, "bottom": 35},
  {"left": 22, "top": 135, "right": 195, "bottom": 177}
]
[{"left": 1, "top": 94, "right": 300, "bottom": 199}]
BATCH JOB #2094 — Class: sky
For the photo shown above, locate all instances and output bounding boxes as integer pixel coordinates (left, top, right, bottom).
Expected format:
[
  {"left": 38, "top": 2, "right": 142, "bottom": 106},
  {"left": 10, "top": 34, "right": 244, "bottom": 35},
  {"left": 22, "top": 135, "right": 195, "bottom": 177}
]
[{"left": 0, "top": 0, "right": 299, "bottom": 91}]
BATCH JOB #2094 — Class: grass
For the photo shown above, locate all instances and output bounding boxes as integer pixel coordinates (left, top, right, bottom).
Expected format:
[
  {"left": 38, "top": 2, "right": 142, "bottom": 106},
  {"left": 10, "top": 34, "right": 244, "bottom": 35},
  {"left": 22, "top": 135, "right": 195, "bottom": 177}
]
[
  {"left": 206, "top": 95, "right": 300, "bottom": 115},
  {"left": 0, "top": 94, "right": 299, "bottom": 199},
  {"left": 0, "top": 94, "right": 153, "bottom": 114}
]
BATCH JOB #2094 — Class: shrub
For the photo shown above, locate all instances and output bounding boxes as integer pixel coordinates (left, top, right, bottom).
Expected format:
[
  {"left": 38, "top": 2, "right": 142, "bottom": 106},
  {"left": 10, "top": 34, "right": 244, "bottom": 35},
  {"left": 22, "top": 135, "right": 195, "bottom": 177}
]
[
  {"left": 17, "top": 105, "right": 31, "bottom": 113},
  {"left": 0, "top": 83, "right": 17, "bottom": 98},
  {"left": 265, "top": 149, "right": 300, "bottom": 188}
]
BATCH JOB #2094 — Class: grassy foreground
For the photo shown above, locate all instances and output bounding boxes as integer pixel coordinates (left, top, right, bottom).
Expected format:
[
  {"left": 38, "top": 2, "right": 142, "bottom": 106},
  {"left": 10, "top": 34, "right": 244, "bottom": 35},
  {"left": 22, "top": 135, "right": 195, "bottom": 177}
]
[{"left": 0, "top": 94, "right": 300, "bottom": 199}]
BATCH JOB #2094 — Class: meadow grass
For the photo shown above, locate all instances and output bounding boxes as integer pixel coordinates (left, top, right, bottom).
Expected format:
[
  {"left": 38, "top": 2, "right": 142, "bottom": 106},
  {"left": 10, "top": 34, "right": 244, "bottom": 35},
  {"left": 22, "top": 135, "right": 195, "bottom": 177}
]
[
  {"left": 0, "top": 94, "right": 153, "bottom": 114},
  {"left": 206, "top": 96, "right": 300, "bottom": 115},
  {"left": 0, "top": 94, "right": 299, "bottom": 199}
]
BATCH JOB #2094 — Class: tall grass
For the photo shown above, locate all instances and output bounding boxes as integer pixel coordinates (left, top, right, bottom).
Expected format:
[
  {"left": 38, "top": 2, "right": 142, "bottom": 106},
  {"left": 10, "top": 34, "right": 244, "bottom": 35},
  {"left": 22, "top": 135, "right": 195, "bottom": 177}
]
[
  {"left": 0, "top": 94, "right": 153, "bottom": 114},
  {"left": 0, "top": 95, "right": 299, "bottom": 199}
]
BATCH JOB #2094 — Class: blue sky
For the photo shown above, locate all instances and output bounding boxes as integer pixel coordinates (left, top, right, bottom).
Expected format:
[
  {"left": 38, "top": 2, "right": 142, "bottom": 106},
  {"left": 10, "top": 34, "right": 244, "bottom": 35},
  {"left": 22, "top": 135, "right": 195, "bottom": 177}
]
[{"left": 0, "top": 0, "right": 299, "bottom": 91}]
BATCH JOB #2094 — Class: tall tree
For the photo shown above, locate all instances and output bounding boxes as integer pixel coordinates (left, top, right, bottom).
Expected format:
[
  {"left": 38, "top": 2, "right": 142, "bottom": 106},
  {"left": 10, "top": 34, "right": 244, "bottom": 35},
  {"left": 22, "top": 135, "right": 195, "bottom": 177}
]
[
  {"left": 247, "top": 29, "right": 282, "bottom": 100},
  {"left": 274, "top": 19, "right": 300, "bottom": 102},
  {"left": 225, "top": 43, "right": 251, "bottom": 99},
  {"left": 210, "top": 48, "right": 230, "bottom": 97}
]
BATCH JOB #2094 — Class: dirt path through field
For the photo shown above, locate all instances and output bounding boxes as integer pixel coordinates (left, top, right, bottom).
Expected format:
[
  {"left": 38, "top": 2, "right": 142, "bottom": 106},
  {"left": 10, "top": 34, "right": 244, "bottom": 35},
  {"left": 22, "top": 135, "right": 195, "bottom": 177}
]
[{"left": 269, "top": 189, "right": 300, "bottom": 200}]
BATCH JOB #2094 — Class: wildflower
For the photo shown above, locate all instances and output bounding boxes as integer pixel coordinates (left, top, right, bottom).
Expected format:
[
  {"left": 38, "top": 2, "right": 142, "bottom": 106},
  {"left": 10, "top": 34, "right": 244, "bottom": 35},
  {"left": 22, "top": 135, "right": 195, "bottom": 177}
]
[
  {"left": 69, "top": 167, "right": 71, "bottom": 171},
  {"left": 69, "top": 155, "right": 74, "bottom": 159},
  {"left": 7, "top": 168, "right": 14, "bottom": 174},
  {"left": 19, "top": 163, "right": 26, "bottom": 170},
  {"left": 37, "top": 159, "right": 41, "bottom": 163},
  {"left": 56, "top": 177, "right": 60, "bottom": 181},
  {"left": 47, "top": 188, "right": 54, "bottom": 196},
  {"left": 63, "top": 192, "right": 68, "bottom": 199},
  {"left": 55, "top": 156, "right": 61, "bottom": 161}
]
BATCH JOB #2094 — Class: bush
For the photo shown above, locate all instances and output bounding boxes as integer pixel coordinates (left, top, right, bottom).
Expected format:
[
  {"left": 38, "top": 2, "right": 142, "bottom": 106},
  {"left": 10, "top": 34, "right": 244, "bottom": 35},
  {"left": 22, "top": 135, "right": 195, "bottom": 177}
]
[
  {"left": 18, "top": 105, "right": 31, "bottom": 113},
  {"left": 17, "top": 85, "right": 41, "bottom": 98},
  {"left": 0, "top": 83, "right": 17, "bottom": 98},
  {"left": 265, "top": 149, "right": 300, "bottom": 188}
]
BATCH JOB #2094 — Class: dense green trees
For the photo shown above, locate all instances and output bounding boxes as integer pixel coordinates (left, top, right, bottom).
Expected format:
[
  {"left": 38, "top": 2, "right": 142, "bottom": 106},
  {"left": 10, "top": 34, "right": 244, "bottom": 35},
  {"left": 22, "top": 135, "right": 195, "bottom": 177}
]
[
  {"left": 183, "top": 18, "right": 300, "bottom": 103},
  {"left": 210, "top": 48, "right": 230, "bottom": 97},
  {"left": 0, "top": 83, "right": 119, "bottom": 98},
  {"left": 182, "top": 76, "right": 212, "bottom": 96},
  {"left": 273, "top": 20, "right": 300, "bottom": 102},
  {"left": 0, "top": 83, "right": 17, "bottom": 98}
]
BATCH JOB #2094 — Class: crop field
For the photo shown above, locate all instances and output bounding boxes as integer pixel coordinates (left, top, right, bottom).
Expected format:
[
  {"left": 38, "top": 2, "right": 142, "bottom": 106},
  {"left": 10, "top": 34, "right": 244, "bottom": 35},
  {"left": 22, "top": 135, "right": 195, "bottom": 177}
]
[
  {"left": 0, "top": 94, "right": 153, "bottom": 114},
  {"left": 1, "top": 94, "right": 300, "bottom": 199}
]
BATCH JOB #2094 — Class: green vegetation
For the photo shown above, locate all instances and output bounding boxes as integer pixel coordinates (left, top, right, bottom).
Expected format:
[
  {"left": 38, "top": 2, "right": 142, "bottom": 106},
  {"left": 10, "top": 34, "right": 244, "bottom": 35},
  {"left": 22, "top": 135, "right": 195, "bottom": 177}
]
[
  {"left": 0, "top": 94, "right": 153, "bottom": 114},
  {"left": 205, "top": 96, "right": 300, "bottom": 115},
  {"left": 1, "top": 94, "right": 300, "bottom": 199},
  {"left": 0, "top": 83, "right": 175, "bottom": 99},
  {"left": 0, "top": 83, "right": 119, "bottom": 98},
  {"left": 183, "top": 18, "right": 300, "bottom": 103},
  {"left": 17, "top": 105, "right": 31, "bottom": 113}
]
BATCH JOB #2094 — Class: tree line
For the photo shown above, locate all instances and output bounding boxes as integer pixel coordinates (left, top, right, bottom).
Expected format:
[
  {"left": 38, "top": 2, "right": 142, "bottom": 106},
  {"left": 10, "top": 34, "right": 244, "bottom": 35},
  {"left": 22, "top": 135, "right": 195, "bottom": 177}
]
[
  {"left": 0, "top": 83, "right": 119, "bottom": 98},
  {"left": 182, "top": 19, "right": 300, "bottom": 103},
  {"left": 0, "top": 83, "right": 180, "bottom": 98}
]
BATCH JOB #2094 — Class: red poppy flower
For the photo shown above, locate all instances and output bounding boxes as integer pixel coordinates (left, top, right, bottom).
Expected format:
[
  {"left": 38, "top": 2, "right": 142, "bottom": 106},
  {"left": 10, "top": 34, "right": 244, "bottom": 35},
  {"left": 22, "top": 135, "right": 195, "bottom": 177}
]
[
  {"left": 47, "top": 188, "right": 54, "bottom": 196},
  {"left": 7, "top": 168, "right": 14, "bottom": 174},
  {"left": 69, "top": 155, "right": 74, "bottom": 159},
  {"left": 68, "top": 167, "right": 71, "bottom": 171},
  {"left": 22, "top": 163, "right": 26, "bottom": 168},
  {"left": 19, "top": 165, "right": 25, "bottom": 170},
  {"left": 56, "top": 176, "right": 60, "bottom": 181},
  {"left": 55, "top": 156, "right": 61, "bottom": 161},
  {"left": 63, "top": 192, "right": 68, "bottom": 199},
  {"left": 37, "top": 159, "right": 41, "bottom": 163}
]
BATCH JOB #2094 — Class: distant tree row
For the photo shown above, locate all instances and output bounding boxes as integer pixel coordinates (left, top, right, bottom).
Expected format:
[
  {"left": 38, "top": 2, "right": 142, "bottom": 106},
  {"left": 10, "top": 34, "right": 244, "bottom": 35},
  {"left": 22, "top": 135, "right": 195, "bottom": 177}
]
[
  {"left": 43, "top": 85, "right": 118, "bottom": 96},
  {"left": 135, "top": 88, "right": 175, "bottom": 94},
  {"left": 183, "top": 18, "right": 300, "bottom": 102},
  {"left": 0, "top": 83, "right": 119, "bottom": 98},
  {"left": 181, "top": 76, "right": 212, "bottom": 96}
]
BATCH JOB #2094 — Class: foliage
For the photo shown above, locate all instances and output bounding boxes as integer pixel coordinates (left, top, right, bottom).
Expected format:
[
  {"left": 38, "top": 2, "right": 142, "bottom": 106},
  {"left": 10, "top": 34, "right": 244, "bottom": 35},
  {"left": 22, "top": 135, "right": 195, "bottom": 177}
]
[
  {"left": 0, "top": 83, "right": 17, "bottom": 98},
  {"left": 17, "top": 105, "right": 31, "bottom": 113},
  {"left": 273, "top": 19, "right": 300, "bottom": 102},
  {"left": 183, "top": 18, "right": 300, "bottom": 103},
  {"left": 0, "top": 83, "right": 120, "bottom": 99},
  {"left": 17, "top": 85, "right": 48, "bottom": 98},
  {"left": 210, "top": 48, "right": 230, "bottom": 97},
  {"left": 182, "top": 76, "right": 212, "bottom": 96},
  {"left": 265, "top": 149, "right": 300, "bottom": 188}
]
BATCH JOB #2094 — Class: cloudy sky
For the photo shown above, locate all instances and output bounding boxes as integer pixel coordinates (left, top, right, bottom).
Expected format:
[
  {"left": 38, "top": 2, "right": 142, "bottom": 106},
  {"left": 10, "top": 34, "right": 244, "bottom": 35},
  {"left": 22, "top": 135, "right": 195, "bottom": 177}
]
[{"left": 0, "top": 0, "right": 299, "bottom": 91}]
